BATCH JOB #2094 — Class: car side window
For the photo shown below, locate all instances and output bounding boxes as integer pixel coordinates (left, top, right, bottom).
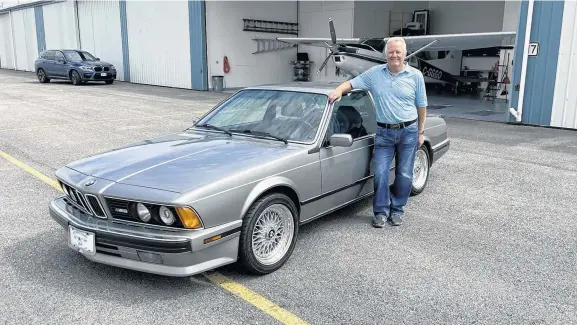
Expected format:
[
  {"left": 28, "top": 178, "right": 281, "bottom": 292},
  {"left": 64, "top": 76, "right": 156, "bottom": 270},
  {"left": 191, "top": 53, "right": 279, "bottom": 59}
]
[
  {"left": 43, "top": 51, "right": 55, "bottom": 61},
  {"left": 327, "top": 91, "right": 377, "bottom": 140},
  {"left": 55, "top": 52, "right": 65, "bottom": 62}
]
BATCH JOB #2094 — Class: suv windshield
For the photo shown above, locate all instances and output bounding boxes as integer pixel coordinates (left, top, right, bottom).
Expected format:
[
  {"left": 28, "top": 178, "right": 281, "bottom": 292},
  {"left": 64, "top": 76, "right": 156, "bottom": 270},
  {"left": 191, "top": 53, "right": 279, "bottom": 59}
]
[
  {"left": 64, "top": 51, "right": 97, "bottom": 62},
  {"left": 195, "top": 89, "right": 327, "bottom": 143}
]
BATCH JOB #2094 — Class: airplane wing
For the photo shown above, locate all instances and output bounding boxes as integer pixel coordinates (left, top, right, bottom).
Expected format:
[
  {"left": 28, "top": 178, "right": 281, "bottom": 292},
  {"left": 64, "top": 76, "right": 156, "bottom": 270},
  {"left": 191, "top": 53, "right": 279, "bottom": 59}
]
[
  {"left": 276, "top": 37, "right": 363, "bottom": 47},
  {"left": 277, "top": 31, "right": 516, "bottom": 51},
  {"left": 386, "top": 31, "right": 517, "bottom": 52}
]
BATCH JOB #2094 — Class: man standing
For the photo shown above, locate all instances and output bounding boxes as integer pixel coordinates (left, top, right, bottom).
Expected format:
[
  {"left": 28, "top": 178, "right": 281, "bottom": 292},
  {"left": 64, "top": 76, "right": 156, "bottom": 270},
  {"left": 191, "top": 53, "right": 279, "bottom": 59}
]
[{"left": 328, "top": 37, "right": 427, "bottom": 227}]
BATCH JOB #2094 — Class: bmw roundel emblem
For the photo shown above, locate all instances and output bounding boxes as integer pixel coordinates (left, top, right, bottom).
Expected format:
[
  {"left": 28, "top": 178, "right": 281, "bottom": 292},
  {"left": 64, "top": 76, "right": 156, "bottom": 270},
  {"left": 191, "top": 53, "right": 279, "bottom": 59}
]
[{"left": 84, "top": 179, "right": 96, "bottom": 187}]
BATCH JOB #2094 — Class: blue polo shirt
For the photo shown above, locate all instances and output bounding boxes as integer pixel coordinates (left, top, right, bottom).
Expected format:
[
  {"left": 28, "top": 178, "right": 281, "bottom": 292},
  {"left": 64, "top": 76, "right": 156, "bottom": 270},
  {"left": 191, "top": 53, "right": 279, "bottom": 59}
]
[{"left": 349, "top": 63, "right": 427, "bottom": 124}]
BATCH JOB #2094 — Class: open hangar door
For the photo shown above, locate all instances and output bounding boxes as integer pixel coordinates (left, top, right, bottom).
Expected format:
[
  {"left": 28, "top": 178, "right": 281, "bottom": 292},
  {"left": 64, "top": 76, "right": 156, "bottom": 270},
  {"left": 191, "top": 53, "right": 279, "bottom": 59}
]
[
  {"left": 412, "top": 1, "right": 520, "bottom": 123},
  {"left": 289, "top": 1, "right": 520, "bottom": 123}
]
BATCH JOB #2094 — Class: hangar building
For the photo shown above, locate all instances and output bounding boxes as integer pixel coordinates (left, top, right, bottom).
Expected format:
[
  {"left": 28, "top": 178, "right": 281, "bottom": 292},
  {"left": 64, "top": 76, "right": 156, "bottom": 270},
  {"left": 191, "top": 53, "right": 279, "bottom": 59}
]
[{"left": 0, "top": 0, "right": 575, "bottom": 130}]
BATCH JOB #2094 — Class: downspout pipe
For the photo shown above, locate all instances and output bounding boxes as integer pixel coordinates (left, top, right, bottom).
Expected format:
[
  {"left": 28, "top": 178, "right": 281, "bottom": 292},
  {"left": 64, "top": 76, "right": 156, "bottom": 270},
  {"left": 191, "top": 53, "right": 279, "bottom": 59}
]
[{"left": 509, "top": 0, "right": 534, "bottom": 122}]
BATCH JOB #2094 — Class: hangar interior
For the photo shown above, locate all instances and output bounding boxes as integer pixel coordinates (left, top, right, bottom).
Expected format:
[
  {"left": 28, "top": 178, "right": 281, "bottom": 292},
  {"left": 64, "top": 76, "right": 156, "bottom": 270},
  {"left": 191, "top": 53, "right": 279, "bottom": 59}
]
[{"left": 0, "top": 0, "right": 576, "bottom": 129}]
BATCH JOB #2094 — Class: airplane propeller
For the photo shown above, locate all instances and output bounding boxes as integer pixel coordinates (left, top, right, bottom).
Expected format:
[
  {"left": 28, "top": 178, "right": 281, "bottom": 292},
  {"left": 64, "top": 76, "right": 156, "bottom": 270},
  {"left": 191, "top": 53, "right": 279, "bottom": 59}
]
[
  {"left": 317, "top": 18, "right": 337, "bottom": 74},
  {"left": 317, "top": 18, "right": 359, "bottom": 74}
]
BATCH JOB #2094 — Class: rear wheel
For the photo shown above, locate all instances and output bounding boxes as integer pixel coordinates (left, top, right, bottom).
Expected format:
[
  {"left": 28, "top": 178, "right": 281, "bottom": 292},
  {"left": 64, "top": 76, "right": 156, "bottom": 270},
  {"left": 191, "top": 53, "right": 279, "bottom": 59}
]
[
  {"left": 238, "top": 193, "right": 299, "bottom": 275},
  {"left": 37, "top": 68, "right": 50, "bottom": 83},
  {"left": 411, "top": 146, "right": 430, "bottom": 195}
]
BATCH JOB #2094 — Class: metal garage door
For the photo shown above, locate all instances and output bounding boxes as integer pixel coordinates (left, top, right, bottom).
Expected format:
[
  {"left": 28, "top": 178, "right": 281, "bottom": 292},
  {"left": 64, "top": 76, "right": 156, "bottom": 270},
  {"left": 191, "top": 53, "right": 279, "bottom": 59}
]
[
  {"left": 0, "top": 13, "right": 15, "bottom": 69},
  {"left": 124, "top": 1, "right": 192, "bottom": 89},
  {"left": 77, "top": 0, "right": 125, "bottom": 81},
  {"left": 43, "top": 1, "right": 78, "bottom": 50},
  {"left": 11, "top": 8, "right": 38, "bottom": 71}
]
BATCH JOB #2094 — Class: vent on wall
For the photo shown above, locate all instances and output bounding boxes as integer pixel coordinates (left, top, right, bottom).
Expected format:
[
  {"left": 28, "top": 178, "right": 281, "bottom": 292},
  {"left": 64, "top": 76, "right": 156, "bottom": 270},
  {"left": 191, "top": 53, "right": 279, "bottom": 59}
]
[{"left": 243, "top": 18, "right": 298, "bottom": 35}]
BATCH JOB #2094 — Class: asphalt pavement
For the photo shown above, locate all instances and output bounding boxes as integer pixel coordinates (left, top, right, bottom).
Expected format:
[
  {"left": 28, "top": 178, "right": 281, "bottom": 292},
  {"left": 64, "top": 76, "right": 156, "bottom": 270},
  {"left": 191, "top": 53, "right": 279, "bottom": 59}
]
[{"left": 1, "top": 69, "right": 575, "bottom": 325}]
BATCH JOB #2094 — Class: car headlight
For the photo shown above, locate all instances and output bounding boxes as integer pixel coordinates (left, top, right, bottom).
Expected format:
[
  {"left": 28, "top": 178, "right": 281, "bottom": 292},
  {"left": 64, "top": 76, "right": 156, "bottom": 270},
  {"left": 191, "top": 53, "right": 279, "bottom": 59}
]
[
  {"left": 80, "top": 66, "right": 93, "bottom": 71},
  {"left": 136, "top": 203, "right": 151, "bottom": 222},
  {"left": 159, "top": 206, "right": 175, "bottom": 225}
]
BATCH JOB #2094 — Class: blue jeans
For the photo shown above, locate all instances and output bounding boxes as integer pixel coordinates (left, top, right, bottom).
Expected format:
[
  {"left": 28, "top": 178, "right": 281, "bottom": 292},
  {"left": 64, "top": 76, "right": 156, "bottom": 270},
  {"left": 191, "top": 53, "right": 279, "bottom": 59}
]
[{"left": 373, "top": 122, "right": 418, "bottom": 217}]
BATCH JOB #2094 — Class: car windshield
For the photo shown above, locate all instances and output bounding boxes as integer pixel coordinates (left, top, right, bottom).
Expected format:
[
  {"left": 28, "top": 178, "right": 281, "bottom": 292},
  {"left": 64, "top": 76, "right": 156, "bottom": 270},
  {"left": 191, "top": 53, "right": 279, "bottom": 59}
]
[
  {"left": 195, "top": 89, "right": 328, "bottom": 143},
  {"left": 64, "top": 51, "right": 97, "bottom": 62}
]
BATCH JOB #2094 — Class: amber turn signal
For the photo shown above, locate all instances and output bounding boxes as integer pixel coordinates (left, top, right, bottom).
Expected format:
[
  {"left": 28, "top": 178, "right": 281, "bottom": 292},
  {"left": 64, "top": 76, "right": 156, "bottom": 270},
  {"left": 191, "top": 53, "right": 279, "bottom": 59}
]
[{"left": 175, "top": 207, "right": 202, "bottom": 229}]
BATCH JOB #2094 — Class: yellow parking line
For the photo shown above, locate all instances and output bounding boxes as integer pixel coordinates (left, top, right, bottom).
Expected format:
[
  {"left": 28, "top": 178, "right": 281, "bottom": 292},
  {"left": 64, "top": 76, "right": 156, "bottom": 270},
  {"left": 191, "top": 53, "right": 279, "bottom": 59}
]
[
  {"left": 0, "top": 151, "right": 62, "bottom": 192},
  {"left": 204, "top": 272, "right": 309, "bottom": 325},
  {"left": 0, "top": 150, "right": 309, "bottom": 325}
]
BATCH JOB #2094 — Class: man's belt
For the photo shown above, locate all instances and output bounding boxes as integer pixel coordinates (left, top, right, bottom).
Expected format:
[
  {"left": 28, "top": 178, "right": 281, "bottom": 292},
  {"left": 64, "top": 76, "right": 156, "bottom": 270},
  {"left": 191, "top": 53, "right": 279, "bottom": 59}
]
[{"left": 377, "top": 118, "right": 417, "bottom": 129}]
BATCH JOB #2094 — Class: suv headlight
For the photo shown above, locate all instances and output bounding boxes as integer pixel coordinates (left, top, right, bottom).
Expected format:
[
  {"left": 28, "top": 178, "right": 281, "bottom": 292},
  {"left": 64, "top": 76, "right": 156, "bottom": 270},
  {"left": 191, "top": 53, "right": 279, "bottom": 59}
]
[{"left": 80, "top": 66, "right": 93, "bottom": 71}]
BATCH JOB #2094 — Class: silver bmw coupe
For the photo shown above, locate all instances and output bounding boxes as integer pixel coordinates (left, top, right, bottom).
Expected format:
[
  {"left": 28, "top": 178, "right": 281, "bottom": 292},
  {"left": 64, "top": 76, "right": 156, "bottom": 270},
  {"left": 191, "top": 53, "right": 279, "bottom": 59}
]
[{"left": 49, "top": 81, "right": 450, "bottom": 277}]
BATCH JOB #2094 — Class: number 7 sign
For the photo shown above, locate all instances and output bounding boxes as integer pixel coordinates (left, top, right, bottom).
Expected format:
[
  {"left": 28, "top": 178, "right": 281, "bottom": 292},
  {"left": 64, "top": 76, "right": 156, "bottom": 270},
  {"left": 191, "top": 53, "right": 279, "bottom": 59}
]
[{"left": 528, "top": 42, "right": 539, "bottom": 56}]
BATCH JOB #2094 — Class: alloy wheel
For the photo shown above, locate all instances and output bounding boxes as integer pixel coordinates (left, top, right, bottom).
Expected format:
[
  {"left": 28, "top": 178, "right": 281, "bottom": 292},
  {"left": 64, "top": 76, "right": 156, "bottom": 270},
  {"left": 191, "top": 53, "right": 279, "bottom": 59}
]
[{"left": 251, "top": 204, "right": 294, "bottom": 266}]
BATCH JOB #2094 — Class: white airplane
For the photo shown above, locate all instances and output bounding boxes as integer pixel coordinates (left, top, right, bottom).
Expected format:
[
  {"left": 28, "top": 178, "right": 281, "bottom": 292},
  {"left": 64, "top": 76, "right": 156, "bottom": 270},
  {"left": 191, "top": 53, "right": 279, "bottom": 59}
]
[{"left": 277, "top": 19, "right": 516, "bottom": 94}]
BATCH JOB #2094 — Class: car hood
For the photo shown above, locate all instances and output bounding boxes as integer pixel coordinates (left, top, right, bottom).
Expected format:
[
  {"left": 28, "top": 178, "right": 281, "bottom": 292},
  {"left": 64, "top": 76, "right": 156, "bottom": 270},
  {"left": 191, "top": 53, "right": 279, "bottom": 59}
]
[
  {"left": 81, "top": 61, "right": 113, "bottom": 67},
  {"left": 65, "top": 131, "right": 297, "bottom": 193}
]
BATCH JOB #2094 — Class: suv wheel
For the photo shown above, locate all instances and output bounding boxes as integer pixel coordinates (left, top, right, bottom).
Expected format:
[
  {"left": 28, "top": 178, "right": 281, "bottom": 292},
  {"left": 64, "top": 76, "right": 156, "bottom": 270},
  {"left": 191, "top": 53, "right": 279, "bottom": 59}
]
[
  {"left": 70, "top": 70, "right": 82, "bottom": 86},
  {"left": 37, "top": 69, "right": 50, "bottom": 83}
]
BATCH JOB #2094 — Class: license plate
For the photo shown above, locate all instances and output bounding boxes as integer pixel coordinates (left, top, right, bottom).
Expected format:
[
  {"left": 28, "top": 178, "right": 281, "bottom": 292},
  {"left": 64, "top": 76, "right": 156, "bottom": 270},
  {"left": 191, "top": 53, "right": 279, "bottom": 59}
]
[
  {"left": 100, "top": 73, "right": 107, "bottom": 76},
  {"left": 68, "top": 225, "right": 95, "bottom": 255}
]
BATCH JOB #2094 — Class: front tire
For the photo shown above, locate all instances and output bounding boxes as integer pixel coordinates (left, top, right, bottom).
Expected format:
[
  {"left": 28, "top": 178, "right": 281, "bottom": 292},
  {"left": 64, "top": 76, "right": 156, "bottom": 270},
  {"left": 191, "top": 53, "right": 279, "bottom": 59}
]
[
  {"left": 411, "top": 146, "right": 430, "bottom": 196},
  {"left": 238, "top": 193, "right": 299, "bottom": 275},
  {"left": 70, "top": 70, "right": 82, "bottom": 86}
]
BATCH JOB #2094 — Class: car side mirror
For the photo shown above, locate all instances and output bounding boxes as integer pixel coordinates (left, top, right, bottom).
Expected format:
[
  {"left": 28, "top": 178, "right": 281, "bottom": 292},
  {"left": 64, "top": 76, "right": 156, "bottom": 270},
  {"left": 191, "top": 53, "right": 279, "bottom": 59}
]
[
  {"left": 329, "top": 133, "right": 353, "bottom": 147},
  {"left": 96, "top": 58, "right": 100, "bottom": 61}
]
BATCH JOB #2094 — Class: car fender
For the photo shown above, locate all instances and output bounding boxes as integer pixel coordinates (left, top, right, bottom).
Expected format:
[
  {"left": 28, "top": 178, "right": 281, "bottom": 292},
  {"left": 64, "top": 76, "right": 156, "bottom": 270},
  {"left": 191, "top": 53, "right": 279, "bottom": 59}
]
[{"left": 240, "top": 176, "right": 301, "bottom": 219}]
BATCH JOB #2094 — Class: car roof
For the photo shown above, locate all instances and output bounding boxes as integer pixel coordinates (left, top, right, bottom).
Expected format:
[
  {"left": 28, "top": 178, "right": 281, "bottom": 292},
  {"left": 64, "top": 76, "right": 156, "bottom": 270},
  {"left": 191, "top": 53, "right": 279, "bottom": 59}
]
[
  {"left": 243, "top": 81, "right": 348, "bottom": 95},
  {"left": 42, "top": 49, "right": 84, "bottom": 52}
]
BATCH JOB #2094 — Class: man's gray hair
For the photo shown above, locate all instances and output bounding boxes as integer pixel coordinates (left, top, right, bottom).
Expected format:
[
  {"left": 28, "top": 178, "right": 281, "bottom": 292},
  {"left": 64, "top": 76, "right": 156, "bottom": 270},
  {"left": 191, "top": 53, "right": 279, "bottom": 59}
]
[{"left": 383, "top": 37, "right": 407, "bottom": 55}]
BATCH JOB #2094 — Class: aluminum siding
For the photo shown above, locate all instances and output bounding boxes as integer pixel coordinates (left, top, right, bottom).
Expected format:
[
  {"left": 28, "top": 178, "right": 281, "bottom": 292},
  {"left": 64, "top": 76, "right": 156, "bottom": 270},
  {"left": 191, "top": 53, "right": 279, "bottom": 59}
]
[
  {"left": 0, "top": 13, "right": 15, "bottom": 69},
  {"left": 34, "top": 6, "right": 46, "bottom": 54},
  {"left": 509, "top": 0, "right": 565, "bottom": 126},
  {"left": 77, "top": 0, "right": 124, "bottom": 81},
  {"left": 550, "top": 0, "right": 577, "bottom": 129},
  {"left": 125, "top": 1, "right": 191, "bottom": 89},
  {"left": 11, "top": 8, "right": 37, "bottom": 71},
  {"left": 188, "top": 0, "right": 208, "bottom": 90},
  {"left": 43, "top": 1, "right": 78, "bottom": 50}
]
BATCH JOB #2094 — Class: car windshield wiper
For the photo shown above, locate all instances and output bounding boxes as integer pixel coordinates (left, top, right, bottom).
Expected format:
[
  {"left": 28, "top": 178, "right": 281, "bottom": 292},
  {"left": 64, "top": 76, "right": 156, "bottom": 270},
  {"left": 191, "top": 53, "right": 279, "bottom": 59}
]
[
  {"left": 196, "top": 123, "right": 232, "bottom": 136},
  {"left": 229, "top": 129, "right": 288, "bottom": 144}
]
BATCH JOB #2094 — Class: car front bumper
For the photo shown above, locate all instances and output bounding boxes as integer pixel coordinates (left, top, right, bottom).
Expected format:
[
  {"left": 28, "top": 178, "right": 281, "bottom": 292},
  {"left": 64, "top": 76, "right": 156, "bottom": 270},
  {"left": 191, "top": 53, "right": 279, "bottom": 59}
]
[
  {"left": 49, "top": 195, "right": 241, "bottom": 277},
  {"left": 81, "top": 70, "right": 117, "bottom": 80}
]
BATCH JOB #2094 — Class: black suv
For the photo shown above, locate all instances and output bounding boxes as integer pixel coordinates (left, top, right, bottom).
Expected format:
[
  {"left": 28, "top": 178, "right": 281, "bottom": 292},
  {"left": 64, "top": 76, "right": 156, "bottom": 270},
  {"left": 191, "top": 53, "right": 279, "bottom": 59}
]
[{"left": 35, "top": 49, "right": 117, "bottom": 85}]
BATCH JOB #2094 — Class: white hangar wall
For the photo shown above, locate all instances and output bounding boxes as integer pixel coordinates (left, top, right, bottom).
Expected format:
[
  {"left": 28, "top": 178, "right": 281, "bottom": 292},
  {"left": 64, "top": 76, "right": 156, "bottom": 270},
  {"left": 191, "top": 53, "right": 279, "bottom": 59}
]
[
  {"left": 204, "top": 0, "right": 298, "bottom": 89},
  {"left": 77, "top": 0, "right": 125, "bottom": 81},
  {"left": 125, "top": 1, "right": 192, "bottom": 89},
  {"left": 297, "top": 0, "right": 354, "bottom": 83},
  {"left": 551, "top": 0, "right": 577, "bottom": 129},
  {"left": 42, "top": 0, "right": 78, "bottom": 50},
  {"left": 352, "top": 1, "right": 429, "bottom": 39},
  {"left": 427, "top": 1, "right": 507, "bottom": 35},
  {"left": 0, "top": 13, "right": 14, "bottom": 69},
  {"left": 9, "top": 7, "right": 37, "bottom": 71}
]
